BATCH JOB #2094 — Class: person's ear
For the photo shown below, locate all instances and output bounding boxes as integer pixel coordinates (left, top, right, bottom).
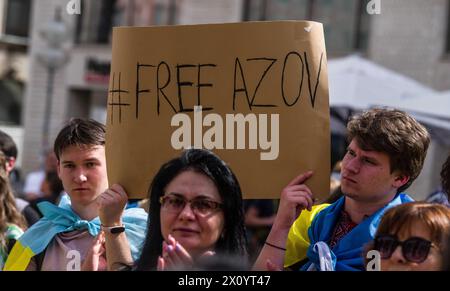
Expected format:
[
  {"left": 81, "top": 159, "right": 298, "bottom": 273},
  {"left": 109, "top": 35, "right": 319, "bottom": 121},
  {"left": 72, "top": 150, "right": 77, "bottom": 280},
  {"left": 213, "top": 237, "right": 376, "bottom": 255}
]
[
  {"left": 393, "top": 174, "right": 409, "bottom": 189},
  {"left": 56, "top": 160, "right": 61, "bottom": 177},
  {"left": 5, "top": 157, "right": 16, "bottom": 174}
]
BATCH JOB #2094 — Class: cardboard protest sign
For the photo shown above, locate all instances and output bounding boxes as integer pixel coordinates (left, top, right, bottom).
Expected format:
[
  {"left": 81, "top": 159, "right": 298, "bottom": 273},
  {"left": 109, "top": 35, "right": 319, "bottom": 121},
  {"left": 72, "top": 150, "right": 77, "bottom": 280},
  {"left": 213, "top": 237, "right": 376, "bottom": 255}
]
[{"left": 106, "top": 21, "right": 330, "bottom": 200}]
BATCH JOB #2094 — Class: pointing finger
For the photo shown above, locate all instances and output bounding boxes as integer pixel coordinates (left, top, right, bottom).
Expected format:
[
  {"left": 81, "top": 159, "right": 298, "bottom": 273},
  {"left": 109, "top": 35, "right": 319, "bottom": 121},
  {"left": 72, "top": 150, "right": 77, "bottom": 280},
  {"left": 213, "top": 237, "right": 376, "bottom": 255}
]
[{"left": 287, "top": 171, "right": 313, "bottom": 187}]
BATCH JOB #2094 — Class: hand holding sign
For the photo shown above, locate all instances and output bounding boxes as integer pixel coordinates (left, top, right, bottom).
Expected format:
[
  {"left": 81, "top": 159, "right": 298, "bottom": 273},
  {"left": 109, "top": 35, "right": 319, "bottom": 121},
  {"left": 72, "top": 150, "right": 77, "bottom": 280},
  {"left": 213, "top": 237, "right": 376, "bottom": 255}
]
[
  {"left": 273, "top": 171, "right": 315, "bottom": 231},
  {"left": 97, "top": 184, "right": 128, "bottom": 227}
]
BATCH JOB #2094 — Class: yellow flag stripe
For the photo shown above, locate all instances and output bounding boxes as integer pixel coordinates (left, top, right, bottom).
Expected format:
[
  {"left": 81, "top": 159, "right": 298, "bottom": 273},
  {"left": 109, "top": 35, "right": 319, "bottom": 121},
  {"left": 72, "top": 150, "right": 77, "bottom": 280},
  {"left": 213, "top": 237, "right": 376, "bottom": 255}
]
[
  {"left": 284, "top": 203, "right": 330, "bottom": 267},
  {"left": 3, "top": 241, "right": 34, "bottom": 271}
]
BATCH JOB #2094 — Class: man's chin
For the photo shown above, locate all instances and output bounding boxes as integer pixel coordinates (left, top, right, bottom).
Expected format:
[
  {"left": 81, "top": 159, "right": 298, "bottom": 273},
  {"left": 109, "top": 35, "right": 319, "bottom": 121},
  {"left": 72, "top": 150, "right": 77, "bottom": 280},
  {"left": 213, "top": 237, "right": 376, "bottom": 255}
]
[
  {"left": 71, "top": 196, "right": 98, "bottom": 207},
  {"left": 340, "top": 187, "right": 356, "bottom": 199}
]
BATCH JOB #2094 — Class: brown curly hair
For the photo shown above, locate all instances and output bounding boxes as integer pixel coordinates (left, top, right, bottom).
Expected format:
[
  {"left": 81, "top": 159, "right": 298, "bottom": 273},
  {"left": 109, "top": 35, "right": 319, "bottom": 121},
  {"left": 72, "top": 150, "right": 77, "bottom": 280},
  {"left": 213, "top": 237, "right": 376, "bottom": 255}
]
[
  {"left": 441, "top": 154, "right": 450, "bottom": 197},
  {"left": 347, "top": 108, "right": 430, "bottom": 193},
  {"left": 0, "top": 151, "right": 26, "bottom": 251}
]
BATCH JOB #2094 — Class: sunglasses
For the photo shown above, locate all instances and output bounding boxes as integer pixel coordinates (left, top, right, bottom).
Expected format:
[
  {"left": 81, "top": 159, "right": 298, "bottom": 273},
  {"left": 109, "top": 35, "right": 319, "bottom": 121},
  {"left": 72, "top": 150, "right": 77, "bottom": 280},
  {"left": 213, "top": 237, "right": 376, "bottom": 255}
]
[
  {"left": 159, "top": 195, "right": 223, "bottom": 216},
  {"left": 374, "top": 234, "right": 434, "bottom": 263}
]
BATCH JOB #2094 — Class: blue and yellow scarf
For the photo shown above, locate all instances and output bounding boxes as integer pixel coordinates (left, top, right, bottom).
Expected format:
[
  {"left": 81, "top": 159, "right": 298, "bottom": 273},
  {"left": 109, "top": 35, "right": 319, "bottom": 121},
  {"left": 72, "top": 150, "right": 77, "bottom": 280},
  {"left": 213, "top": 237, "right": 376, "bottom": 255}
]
[
  {"left": 285, "top": 193, "right": 414, "bottom": 271},
  {"left": 3, "top": 196, "right": 148, "bottom": 271},
  {"left": 301, "top": 193, "right": 414, "bottom": 271}
]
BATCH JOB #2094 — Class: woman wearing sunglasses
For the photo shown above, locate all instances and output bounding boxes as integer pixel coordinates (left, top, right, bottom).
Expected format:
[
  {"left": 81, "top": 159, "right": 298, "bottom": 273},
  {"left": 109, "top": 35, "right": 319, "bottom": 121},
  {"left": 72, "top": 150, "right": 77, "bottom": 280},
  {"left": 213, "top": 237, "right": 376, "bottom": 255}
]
[{"left": 368, "top": 202, "right": 450, "bottom": 271}]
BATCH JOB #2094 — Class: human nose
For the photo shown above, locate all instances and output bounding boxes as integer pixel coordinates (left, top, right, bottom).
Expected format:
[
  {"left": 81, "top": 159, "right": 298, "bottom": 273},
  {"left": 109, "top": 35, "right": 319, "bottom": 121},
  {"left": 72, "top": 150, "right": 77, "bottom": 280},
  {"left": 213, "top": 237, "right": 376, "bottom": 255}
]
[
  {"left": 73, "top": 169, "right": 87, "bottom": 184},
  {"left": 343, "top": 155, "right": 360, "bottom": 174},
  {"left": 389, "top": 245, "right": 406, "bottom": 264},
  {"left": 177, "top": 201, "right": 196, "bottom": 220}
]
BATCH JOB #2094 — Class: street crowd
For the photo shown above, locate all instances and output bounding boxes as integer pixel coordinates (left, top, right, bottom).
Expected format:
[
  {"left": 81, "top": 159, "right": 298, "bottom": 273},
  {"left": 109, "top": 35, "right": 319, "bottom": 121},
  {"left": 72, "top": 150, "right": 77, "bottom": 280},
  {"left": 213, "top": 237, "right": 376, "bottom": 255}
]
[{"left": 0, "top": 108, "right": 449, "bottom": 271}]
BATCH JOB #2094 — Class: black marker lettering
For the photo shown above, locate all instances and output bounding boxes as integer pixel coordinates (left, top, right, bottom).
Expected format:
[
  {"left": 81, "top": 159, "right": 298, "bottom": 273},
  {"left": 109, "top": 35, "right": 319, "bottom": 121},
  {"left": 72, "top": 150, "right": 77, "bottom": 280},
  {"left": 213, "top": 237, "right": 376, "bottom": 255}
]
[
  {"left": 304, "top": 52, "right": 323, "bottom": 108},
  {"left": 157, "top": 61, "right": 177, "bottom": 115},
  {"left": 136, "top": 63, "right": 155, "bottom": 119},
  {"left": 232, "top": 58, "right": 251, "bottom": 111},
  {"left": 197, "top": 63, "right": 216, "bottom": 111},
  {"left": 281, "top": 52, "right": 304, "bottom": 107},
  {"left": 176, "top": 64, "right": 196, "bottom": 112},
  {"left": 246, "top": 58, "right": 277, "bottom": 108},
  {"left": 108, "top": 72, "right": 130, "bottom": 124}
]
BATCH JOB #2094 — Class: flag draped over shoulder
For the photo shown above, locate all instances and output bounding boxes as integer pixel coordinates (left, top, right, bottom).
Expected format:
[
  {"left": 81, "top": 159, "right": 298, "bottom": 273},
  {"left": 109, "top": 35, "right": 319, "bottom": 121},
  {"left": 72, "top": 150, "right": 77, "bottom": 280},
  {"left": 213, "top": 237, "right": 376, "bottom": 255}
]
[
  {"left": 4, "top": 196, "right": 148, "bottom": 271},
  {"left": 301, "top": 193, "right": 414, "bottom": 271},
  {"left": 284, "top": 203, "right": 330, "bottom": 267},
  {"left": 285, "top": 193, "right": 414, "bottom": 271}
]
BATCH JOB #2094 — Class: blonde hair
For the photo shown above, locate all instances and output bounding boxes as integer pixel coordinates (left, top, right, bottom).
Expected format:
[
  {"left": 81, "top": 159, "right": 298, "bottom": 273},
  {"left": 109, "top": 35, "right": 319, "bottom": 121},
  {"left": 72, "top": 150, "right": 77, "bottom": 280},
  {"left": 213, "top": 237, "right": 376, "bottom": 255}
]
[{"left": 0, "top": 151, "right": 26, "bottom": 250}]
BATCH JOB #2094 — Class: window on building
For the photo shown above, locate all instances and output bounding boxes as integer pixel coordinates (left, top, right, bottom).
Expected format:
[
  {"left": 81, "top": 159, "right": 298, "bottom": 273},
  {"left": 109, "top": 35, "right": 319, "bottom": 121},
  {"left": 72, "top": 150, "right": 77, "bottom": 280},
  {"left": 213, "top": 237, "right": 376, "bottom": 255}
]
[
  {"left": 242, "top": 0, "right": 310, "bottom": 21},
  {"left": 0, "top": 71, "right": 23, "bottom": 125},
  {"left": 150, "top": 0, "right": 176, "bottom": 25},
  {"left": 241, "top": 0, "right": 369, "bottom": 56},
  {"left": 4, "top": 0, "right": 31, "bottom": 37},
  {"left": 75, "top": 0, "right": 120, "bottom": 44},
  {"left": 312, "top": 0, "right": 369, "bottom": 56},
  {"left": 153, "top": 2, "right": 168, "bottom": 25},
  {"left": 446, "top": 0, "right": 450, "bottom": 53},
  {"left": 353, "top": 0, "right": 370, "bottom": 52},
  {"left": 75, "top": 0, "right": 166, "bottom": 44},
  {"left": 97, "top": 0, "right": 118, "bottom": 43}
]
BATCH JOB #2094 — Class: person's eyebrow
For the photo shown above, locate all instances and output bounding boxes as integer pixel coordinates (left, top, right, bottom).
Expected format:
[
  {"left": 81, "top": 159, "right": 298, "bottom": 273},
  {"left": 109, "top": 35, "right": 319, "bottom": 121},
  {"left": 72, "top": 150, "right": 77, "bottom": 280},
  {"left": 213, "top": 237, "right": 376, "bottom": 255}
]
[
  {"left": 191, "top": 195, "right": 216, "bottom": 200},
  {"left": 165, "top": 192, "right": 185, "bottom": 198},
  {"left": 166, "top": 192, "right": 215, "bottom": 200},
  {"left": 346, "top": 146, "right": 357, "bottom": 153},
  {"left": 360, "top": 152, "right": 381, "bottom": 163},
  {"left": 83, "top": 158, "right": 101, "bottom": 163}
]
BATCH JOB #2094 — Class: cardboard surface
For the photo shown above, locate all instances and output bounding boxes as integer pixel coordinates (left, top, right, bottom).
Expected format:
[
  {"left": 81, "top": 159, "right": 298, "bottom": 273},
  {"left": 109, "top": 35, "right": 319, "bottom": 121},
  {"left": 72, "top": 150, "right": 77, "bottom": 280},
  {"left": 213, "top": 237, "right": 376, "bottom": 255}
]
[{"left": 106, "top": 21, "right": 330, "bottom": 200}]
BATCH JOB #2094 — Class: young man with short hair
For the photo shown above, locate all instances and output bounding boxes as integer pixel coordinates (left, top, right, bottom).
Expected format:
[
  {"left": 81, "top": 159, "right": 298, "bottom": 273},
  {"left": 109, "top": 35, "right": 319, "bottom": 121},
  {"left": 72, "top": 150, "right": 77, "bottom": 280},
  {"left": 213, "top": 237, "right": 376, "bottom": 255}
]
[
  {"left": 254, "top": 108, "right": 430, "bottom": 271},
  {"left": 3, "top": 118, "right": 147, "bottom": 271}
]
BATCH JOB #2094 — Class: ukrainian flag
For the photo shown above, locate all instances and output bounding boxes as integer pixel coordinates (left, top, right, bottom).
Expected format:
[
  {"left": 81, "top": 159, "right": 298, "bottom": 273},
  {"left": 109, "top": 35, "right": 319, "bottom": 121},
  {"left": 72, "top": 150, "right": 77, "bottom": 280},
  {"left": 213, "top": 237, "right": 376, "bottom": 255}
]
[
  {"left": 284, "top": 204, "right": 330, "bottom": 268},
  {"left": 4, "top": 198, "right": 147, "bottom": 271}
]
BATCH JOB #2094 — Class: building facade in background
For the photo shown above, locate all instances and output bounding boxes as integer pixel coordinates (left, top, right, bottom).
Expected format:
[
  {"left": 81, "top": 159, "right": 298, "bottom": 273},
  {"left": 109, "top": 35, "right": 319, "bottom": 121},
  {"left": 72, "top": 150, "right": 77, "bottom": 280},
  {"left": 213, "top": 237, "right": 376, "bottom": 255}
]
[
  {"left": 13, "top": 0, "right": 450, "bottom": 199},
  {"left": 0, "top": 0, "right": 32, "bottom": 167}
]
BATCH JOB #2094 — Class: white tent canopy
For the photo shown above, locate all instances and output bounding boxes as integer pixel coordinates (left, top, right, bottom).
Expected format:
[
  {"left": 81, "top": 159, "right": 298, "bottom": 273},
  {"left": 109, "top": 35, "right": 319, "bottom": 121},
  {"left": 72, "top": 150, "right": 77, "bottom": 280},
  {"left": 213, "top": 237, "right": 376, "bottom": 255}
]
[
  {"left": 328, "top": 55, "right": 450, "bottom": 143},
  {"left": 328, "top": 55, "right": 436, "bottom": 109},
  {"left": 371, "top": 90, "right": 450, "bottom": 145},
  {"left": 376, "top": 91, "right": 450, "bottom": 120}
]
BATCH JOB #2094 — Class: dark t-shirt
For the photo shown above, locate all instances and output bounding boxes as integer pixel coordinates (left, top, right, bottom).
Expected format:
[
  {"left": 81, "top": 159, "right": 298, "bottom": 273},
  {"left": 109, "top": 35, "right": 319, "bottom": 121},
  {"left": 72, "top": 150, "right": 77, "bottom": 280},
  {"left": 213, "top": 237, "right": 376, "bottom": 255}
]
[
  {"left": 243, "top": 199, "right": 276, "bottom": 218},
  {"left": 22, "top": 205, "right": 41, "bottom": 226},
  {"left": 15, "top": 198, "right": 41, "bottom": 227}
]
